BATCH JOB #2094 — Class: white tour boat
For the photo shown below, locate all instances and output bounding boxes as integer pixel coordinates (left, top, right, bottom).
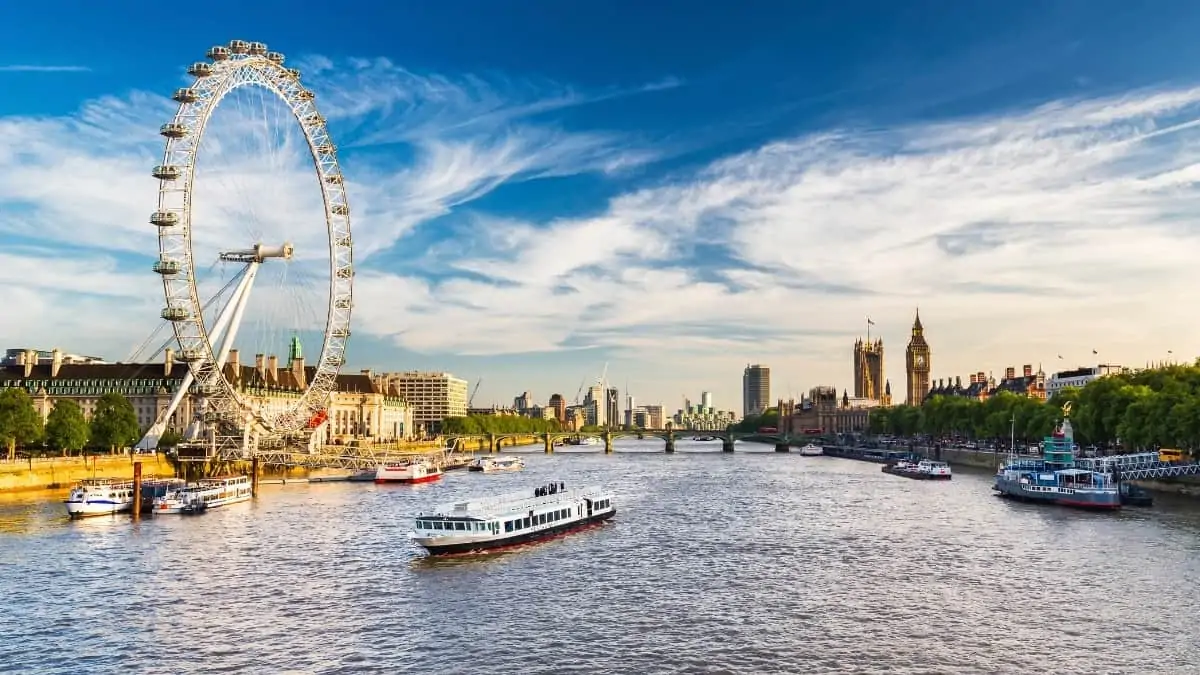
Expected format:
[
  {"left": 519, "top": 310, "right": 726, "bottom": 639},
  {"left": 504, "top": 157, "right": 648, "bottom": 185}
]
[
  {"left": 799, "top": 443, "right": 824, "bottom": 456},
  {"left": 410, "top": 481, "right": 616, "bottom": 555},
  {"left": 882, "top": 459, "right": 952, "bottom": 481},
  {"left": 64, "top": 478, "right": 136, "bottom": 518},
  {"left": 468, "top": 456, "right": 526, "bottom": 473},
  {"left": 375, "top": 459, "right": 442, "bottom": 484},
  {"left": 152, "top": 475, "right": 253, "bottom": 514}
]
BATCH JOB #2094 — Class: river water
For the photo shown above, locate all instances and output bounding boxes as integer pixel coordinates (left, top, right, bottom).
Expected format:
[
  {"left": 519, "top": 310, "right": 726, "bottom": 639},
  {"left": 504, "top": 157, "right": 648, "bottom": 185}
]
[{"left": 2, "top": 439, "right": 1199, "bottom": 674}]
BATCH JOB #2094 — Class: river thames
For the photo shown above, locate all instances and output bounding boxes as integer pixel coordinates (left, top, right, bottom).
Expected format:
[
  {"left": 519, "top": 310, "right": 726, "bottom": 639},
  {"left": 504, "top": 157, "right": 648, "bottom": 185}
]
[{"left": 2, "top": 440, "right": 1199, "bottom": 674}]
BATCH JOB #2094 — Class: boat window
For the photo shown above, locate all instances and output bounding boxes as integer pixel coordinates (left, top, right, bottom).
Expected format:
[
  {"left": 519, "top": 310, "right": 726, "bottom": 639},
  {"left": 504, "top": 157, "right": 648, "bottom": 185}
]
[
  {"left": 505, "top": 520, "right": 514, "bottom": 533},
  {"left": 523, "top": 517, "right": 531, "bottom": 528}
]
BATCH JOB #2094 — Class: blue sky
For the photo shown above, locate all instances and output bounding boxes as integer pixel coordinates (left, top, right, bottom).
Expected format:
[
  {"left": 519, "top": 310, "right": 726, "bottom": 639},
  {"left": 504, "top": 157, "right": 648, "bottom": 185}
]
[{"left": 3, "top": 1, "right": 1200, "bottom": 413}]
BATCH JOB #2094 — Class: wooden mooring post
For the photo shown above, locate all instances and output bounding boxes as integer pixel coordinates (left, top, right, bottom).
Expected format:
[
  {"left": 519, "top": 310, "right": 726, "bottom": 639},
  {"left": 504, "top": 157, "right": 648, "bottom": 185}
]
[
  {"left": 132, "top": 461, "right": 143, "bottom": 520},
  {"left": 251, "top": 456, "right": 260, "bottom": 497}
]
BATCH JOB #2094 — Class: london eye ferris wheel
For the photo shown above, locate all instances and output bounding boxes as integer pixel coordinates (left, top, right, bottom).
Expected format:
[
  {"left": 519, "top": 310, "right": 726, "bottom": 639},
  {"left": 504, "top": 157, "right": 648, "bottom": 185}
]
[{"left": 138, "top": 39, "right": 353, "bottom": 453}]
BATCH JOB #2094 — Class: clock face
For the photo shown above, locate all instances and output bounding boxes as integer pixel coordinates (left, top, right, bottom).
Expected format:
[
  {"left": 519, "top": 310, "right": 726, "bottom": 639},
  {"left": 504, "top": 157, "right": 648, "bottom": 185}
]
[{"left": 916, "top": 355, "right": 926, "bottom": 367}]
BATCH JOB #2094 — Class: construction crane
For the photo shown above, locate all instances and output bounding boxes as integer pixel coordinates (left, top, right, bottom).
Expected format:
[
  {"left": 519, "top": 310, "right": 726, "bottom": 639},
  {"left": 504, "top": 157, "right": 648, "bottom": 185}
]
[{"left": 468, "top": 378, "right": 482, "bottom": 408}]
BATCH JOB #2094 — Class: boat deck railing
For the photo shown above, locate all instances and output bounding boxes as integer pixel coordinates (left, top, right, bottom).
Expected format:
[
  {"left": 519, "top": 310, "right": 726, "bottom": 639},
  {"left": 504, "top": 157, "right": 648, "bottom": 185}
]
[{"left": 426, "top": 485, "right": 605, "bottom": 518}]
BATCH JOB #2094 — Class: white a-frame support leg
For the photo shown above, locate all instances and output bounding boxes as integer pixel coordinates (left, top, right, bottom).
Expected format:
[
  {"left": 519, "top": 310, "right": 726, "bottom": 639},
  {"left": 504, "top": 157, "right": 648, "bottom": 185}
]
[{"left": 135, "top": 264, "right": 260, "bottom": 450}]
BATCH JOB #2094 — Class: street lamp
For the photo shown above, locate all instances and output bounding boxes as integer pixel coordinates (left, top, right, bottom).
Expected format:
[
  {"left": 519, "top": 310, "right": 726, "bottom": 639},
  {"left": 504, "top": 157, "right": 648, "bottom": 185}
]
[{"left": 1010, "top": 414, "right": 1016, "bottom": 456}]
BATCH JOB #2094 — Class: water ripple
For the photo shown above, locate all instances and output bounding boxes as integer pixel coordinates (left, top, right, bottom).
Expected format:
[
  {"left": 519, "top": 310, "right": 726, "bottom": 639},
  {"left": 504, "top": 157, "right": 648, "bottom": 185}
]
[{"left": 2, "top": 441, "right": 1199, "bottom": 674}]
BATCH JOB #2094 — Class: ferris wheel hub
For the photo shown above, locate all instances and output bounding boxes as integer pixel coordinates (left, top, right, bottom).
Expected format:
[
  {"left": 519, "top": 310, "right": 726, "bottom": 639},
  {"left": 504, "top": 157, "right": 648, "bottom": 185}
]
[{"left": 219, "top": 242, "right": 294, "bottom": 263}]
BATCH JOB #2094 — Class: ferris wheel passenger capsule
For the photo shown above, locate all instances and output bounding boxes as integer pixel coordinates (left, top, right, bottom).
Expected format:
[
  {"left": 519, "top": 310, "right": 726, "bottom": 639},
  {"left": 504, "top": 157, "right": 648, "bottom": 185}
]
[
  {"left": 150, "top": 211, "right": 179, "bottom": 227},
  {"left": 152, "top": 258, "right": 181, "bottom": 275},
  {"left": 161, "top": 306, "right": 190, "bottom": 322},
  {"left": 177, "top": 349, "right": 203, "bottom": 363},
  {"left": 152, "top": 165, "right": 180, "bottom": 180},
  {"left": 267, "top": 51, "right": 285, "bottom": 64},
  {"left": 288, "top": 68, "right": 303, "bottom": 80},
  {"left": 325, "top": 174, "right": 344, "bottom": 185},
  {"left": 172, "top": 88, "right": 198, "bottom": 103},
  {"left": 206, "top": 45, "right": 231, "bottom": 61},
  {"left": 248, "top": 42, "right": 267, "bottom": 56},
  {"left": 186, "top": 62, "right": 213, "bottom": 77},
  {"left": 160, "top": 123, "right": 188, "bottom": 139},
  {"left": 304, "top": 112, "right": 325, "bottom": 126},
  {"left": 229, "top": 40, "right": 250, "bottom": 54},
  {"left": 331, "top": 327, "right": 351, "bottom": 338}
]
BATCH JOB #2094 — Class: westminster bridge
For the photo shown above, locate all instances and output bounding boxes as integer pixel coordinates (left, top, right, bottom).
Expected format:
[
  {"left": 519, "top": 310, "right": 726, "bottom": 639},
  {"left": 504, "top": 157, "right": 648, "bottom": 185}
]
[{"left": 442, "top": 428, "right": 816, "bottom": 454}]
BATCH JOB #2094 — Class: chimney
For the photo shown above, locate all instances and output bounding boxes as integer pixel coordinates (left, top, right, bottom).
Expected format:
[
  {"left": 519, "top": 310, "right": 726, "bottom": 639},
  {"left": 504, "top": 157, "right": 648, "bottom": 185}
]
[
  {"left": 360, "top": 368, "right": 372, "bottom": 378},
  {"left": 969, "top": 374, "right": 978, "bottom": 385},
  {"left": 255, "top": 353, "right": 265, "bottom": 380},
  {"left": 14, "top": 351, "right": 24, "bottom": 366},
  {"left": 164, "top": 348, "right": 174, "bottom": 377},
  {"left": 1005, "top": 367, "right": 1015, "bottom": 380},
  {"left": 267, "top": 355, "right": 278, "bottom": 383},
  {"left": 50, "top": 348, "right": 62, "bottom": 378},
  {"left": 293, "top": 356, "right": 307, "bottom": 390},
  {"left": 955, "top": 375, "right": 962, "bottom": 387},
  {"left": 977, "top": 371, "right": 986, "bottom": 385},
  {"left": 23, "top": 349, "right": 34, "bottom": 378},
  {"left": 229, "top": 349, "right": 240, "bottom": 372},
  {"left": 1023, "top": 364, "right": 1033, "bottom": 378}
]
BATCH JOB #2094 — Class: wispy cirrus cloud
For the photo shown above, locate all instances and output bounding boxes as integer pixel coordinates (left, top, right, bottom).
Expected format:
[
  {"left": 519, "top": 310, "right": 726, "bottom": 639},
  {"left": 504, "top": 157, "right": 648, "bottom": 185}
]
[
  {"left": 353, "top": 83, "right": 1200, "bottom": 392},
  {"left": 0, "top": 65, "right": 90, "bottom": 73},
  {"left": 0, "top": 54, "right": 667, "bottom": 361}
]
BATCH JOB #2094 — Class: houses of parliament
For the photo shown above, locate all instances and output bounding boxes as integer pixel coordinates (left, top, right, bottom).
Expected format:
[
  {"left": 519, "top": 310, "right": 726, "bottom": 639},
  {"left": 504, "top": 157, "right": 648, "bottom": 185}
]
[{"left": 853, "top": 311, "right": 932, "bottom": 408}]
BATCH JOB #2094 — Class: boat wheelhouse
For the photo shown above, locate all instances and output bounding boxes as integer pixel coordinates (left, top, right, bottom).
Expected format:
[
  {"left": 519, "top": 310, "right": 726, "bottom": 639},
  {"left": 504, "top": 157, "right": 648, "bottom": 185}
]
[
  {"left": 152, "top": 475, "right": 253, "bottom": 515},
  {"left": 467, "top": 456, "right": 526, "bottom": 473},
  {"left": 375, "top": 459, "right": 442, "bottom": 484},
  {"left": 993, "top": 410, "right": 1119, "bottom": 510},
  {"left": 410, "top": 482, "right": 615, "bottom": 555},
  {"left": 882, "top": 459, "right": 952, "bottom": 480}
]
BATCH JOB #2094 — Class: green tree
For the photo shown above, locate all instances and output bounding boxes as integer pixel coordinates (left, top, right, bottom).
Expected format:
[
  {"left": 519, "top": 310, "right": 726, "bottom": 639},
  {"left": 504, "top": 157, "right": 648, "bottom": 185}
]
[
  {"left": 45, "top": 399, "right": 89, "bottom": 455},
  {"left": 0, "top": 388, "right": 43, "bottom": 460},
  {"left": 441, "top": 415, "right": 561, "bottom": 435},
  {"left": 88, "top": 393, "right": 140, "bottom": 452},
  {"left": 157, "top": 430, "right": 183, "bottom": 449}
]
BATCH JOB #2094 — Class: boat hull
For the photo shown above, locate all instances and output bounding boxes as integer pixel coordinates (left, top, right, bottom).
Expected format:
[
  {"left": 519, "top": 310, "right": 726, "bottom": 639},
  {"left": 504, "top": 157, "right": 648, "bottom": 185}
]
[
  {"left": 993, "top": 477, "right": 1120, "bottom": 509},
  {"left": 882, "top": 466, "right": 952, "bottom": 480},
  {"left": 416, "top": 509, "right": 616, "bottom": 556},
  {"left": 64, "top": 500, "right": 131, "bottom": 518},
  {"left": 376, "top": 473, "right": 442, "bottom": 484}
]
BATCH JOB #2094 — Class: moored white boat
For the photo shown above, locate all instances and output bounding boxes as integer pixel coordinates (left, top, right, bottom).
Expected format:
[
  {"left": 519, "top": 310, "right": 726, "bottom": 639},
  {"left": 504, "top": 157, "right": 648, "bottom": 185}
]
[
  {"left": 152, "top": 475, "right": 253, "bottom": 514},
  {"left": 468, "top": 456, "right": 526, "bottom": 473},
  {"left": 64, "top": 478, "right": 136, "bottom": 518},
  {"left": 375, "top": 460, "right": 442, "bottom": 484},
  {"left": 409, "top": 481, "right": 616, "bottom": 555},
  {"left": 882, "top": 459, "right": 952, "bottom": 480},
  {"left": 799, "top": 443, "right": 823, "bottom": 456}
]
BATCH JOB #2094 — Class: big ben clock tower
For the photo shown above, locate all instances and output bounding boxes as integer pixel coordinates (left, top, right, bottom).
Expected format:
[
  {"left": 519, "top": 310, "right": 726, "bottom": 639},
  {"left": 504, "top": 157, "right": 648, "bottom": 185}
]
[{"left": 905, "top": 309, "right": 931, "bottom": 406}]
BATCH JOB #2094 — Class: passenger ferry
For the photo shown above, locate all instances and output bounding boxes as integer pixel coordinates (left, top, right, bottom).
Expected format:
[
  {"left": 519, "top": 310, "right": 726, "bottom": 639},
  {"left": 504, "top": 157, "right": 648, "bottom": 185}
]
[
  {"left": 882, "top": 458, "right": 952, "bottom": 480},
  {"left": 375, "top": 459, "right": 442, "bottom": 484},
  {"left": 799, "top": 443, "right": 823, "bottom": 456},
  {"left": 64, "top": 477, "right": 185, "bottom": 518},
  {"left": 410, "top": 481, "right": 616, "bottom": 555},
  {"left": 468, "top": 456, "right": 526, "bottom": 473},
  {"left": 152, "top": 475, "right": 253, "bottom": 515},
  {"left": 993, "top": 411, "right": 1119, "bottom": 509}
]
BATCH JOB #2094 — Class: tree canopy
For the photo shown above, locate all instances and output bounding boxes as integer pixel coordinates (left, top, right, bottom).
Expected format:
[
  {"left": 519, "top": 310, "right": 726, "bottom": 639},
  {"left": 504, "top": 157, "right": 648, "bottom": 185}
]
[
  {"left": 0, "top": 388, "right": 43, "bottom": 460},
  {"left": 45, "top": 399, "right": 89, "bottom": 455},
  {"left": 868, "top": 362, "right": 1200, "bottom": 451},
  {"left": 88, "top": 393, "right": 140, "bottom": 451},
  {"left": 730, "top": 408, "right": 779, "bottom": 432},
  {"left": 441, "top": 415, "right": 562, "bottom": 435}
]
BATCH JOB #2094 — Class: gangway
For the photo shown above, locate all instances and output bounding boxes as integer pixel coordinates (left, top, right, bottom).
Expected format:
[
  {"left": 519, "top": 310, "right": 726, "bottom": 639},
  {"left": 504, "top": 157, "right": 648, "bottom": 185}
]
[{"left": 1077, "top": 452, "right": 1200, "bottom": 481}]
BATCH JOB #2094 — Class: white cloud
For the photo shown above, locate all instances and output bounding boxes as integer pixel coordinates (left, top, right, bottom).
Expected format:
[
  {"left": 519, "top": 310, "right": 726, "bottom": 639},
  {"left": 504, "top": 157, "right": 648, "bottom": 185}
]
[
  {"left": 0, "top": 55, "right": 656, "bottom": 365},
  {"left": 0, "top": 65, "right": 90, "bottom": 73},
  {"left": 4, "top": 52, "right": 1200, "bottom": 410},
  {"left": 353, "top": 84, "right": 1200, "bottom": 407}
]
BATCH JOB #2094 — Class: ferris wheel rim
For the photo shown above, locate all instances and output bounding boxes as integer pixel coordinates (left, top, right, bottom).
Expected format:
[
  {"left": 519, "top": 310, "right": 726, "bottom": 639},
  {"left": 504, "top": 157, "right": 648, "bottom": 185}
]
[{"left": 152, "top": 40, "right": 353, "bottom": 434}]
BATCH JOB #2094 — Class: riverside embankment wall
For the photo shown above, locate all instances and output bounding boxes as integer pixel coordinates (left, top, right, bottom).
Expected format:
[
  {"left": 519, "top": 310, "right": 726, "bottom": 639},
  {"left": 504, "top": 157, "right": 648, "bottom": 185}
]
[
  {"left": 933, "top": 446, "right": 1200, "bottom": 495},
  {"left": 0, "top": 454, "right": 177, "bottom": 492}
]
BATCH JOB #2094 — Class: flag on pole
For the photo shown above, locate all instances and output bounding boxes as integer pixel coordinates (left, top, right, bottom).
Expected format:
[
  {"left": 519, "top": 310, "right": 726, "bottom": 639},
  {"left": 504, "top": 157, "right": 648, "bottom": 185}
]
[
  {"left": 1092, "top": 349, "right": 1098, "bottom": 355},
  {"left": 867, "top": 318, "right": 875, "bottom": 326}
]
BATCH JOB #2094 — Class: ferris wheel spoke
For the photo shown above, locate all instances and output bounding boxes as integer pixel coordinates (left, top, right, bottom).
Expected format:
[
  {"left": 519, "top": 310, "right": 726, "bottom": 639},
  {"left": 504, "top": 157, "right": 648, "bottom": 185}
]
[{"left": 139, "top": 39, "right": 355, "bottom": 457}]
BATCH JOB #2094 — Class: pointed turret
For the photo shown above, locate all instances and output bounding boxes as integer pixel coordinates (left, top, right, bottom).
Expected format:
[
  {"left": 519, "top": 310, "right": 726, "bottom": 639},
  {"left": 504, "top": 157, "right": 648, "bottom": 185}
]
[
  {"left": 288, "top": 334, "right": 302, "bottom": 367},
  {"left": 912, "top": 308, "right": 923, "bottom": 333}
]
